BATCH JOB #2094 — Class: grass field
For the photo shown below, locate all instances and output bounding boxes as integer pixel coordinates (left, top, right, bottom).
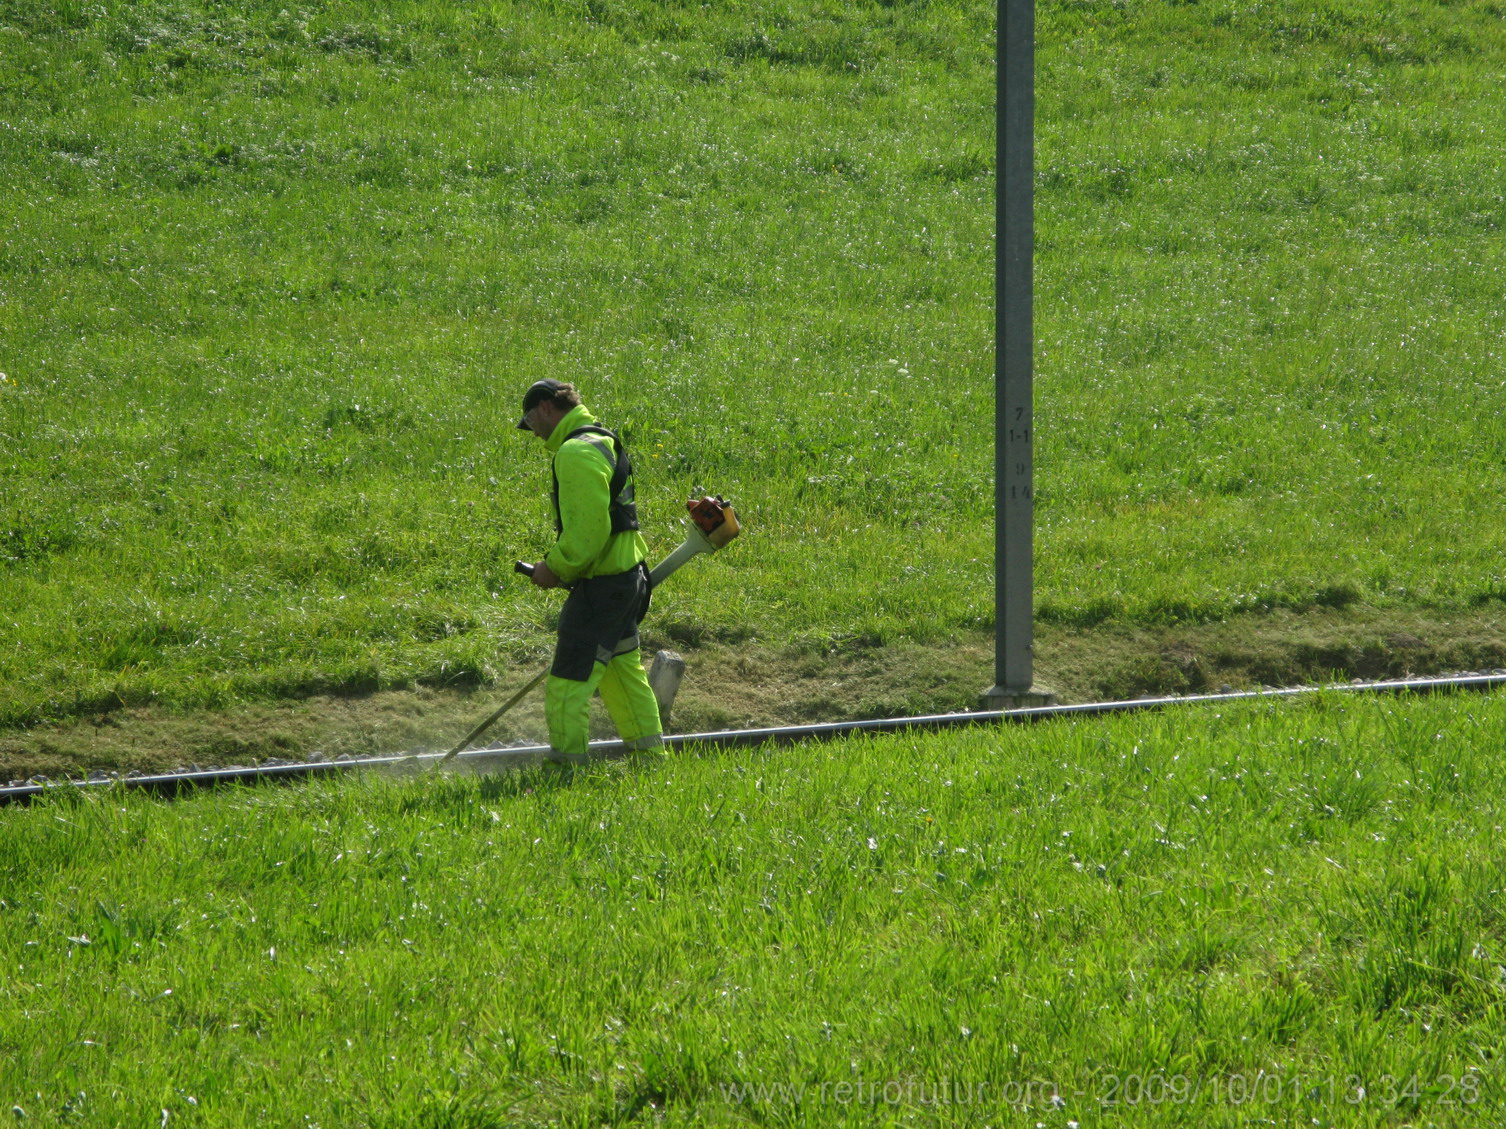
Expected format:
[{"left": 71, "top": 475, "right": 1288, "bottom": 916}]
[
  {"left": 3, "top": 690, "right": 1504, "bottom": 1125},
  {"left": 3, "top": 0, "right": 1505, "bottom": 771},
  {"left": 6, "top": 4, "right": 1506, "bottom": 1122}
]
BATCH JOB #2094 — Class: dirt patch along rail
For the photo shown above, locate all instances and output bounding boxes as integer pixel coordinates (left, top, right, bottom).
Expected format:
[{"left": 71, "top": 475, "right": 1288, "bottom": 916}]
[
  {"left": 4, "top": 604, "right": 1506, "bottom": 782},
  {"left": 8, "top": 672, "right": 1506, "bottom": 806}
]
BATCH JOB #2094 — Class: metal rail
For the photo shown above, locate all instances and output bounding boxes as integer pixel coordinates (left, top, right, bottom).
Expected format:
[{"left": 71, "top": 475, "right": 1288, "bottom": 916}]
[{"left": 4, "top": 673, "right": 1505, "bottom": 806}]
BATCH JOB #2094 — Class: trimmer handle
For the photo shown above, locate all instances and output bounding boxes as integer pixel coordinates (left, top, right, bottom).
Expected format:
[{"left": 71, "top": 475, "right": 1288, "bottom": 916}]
[{"left": 514, "top": 560, "right": 535, "bottom": 578}]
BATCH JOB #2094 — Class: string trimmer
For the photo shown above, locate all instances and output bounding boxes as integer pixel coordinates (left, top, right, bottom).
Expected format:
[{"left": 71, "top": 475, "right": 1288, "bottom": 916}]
[{"left": 432, "top": 495, "right": 741, "bottom": 766}]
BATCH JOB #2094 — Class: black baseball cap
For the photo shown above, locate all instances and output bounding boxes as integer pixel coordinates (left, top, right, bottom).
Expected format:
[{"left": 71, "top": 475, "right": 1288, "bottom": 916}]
[{"left": 516, "top": 379, "right": 569, "bottom": 429}]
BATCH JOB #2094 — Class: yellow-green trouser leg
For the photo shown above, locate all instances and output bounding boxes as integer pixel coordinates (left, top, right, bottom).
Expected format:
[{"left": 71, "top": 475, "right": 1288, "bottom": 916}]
[
  {"left": 545, "top": 649, "right": 662, "bottom": 759},
  {"left": 598, "top": 648, "right": 663, "bottom": 750}
]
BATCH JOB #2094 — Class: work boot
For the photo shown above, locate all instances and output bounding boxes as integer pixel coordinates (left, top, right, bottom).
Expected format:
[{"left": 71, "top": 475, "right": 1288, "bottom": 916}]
[
  {"left": 623, "top": 734, "right": 665, "bottom": 753},
  {"left": 545, "top": 748, "right": 591, "bottom": 766}
]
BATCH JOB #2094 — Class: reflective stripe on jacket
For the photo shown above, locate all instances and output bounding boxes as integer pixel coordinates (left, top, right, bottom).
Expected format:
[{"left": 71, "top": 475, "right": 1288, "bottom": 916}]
[{"left": 543, "top": 404, "right": 649, "bottom": 582}]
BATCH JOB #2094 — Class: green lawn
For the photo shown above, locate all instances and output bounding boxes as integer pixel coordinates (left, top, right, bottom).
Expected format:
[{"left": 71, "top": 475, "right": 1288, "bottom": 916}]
[
  {"left": 2, "top": 0, "right": 1504, "bottom": 737},
  {"left": 3, "top": 690, "right": 1503, "bottom": 1124},
  {"left": 5, "top": 4, "right": 1505, "bottom": 1123}
]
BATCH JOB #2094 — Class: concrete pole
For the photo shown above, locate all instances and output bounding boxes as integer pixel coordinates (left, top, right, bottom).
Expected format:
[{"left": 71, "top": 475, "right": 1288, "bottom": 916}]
[{"left": 983, "top": 0, "right": 1054, "bottom": 710}]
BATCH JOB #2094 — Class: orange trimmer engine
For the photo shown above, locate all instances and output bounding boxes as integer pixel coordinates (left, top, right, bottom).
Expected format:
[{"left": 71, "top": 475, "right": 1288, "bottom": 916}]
[
  {"left": 648, "top": 494, "right": 743, "bottom": 587},
  {"left": 687, "top": 495, "right": 741, "bottom": 549}
]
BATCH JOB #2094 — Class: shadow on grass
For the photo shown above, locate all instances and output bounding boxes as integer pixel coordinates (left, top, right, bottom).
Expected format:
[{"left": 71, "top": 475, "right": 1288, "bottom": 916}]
[{"left": 395, "top": 761, "right": 603, "bottom": 818}]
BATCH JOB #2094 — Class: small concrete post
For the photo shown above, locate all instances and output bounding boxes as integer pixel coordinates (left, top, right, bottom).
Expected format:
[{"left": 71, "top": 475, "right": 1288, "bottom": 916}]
[{"left": 648, "top": 650, "right": 686, "bottom": 727}]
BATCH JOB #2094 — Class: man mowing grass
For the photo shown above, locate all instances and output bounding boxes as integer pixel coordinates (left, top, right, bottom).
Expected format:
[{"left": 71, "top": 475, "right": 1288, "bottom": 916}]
[{"left": 517, "top": 379, "right": 663, "bottom": 764}]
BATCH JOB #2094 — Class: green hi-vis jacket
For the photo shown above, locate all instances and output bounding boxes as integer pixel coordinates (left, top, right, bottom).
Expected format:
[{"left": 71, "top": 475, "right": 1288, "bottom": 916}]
[{"left": 543, "top": 404, "right": 649, "bottom": 583}]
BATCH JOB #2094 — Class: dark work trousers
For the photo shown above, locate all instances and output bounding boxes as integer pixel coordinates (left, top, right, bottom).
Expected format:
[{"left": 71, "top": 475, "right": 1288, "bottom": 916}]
[{"left": 545, "top": 562, "right": 660, "bottom": 756}]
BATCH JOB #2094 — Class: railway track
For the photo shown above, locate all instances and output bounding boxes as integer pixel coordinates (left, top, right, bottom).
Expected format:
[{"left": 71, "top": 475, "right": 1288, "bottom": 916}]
[{"left": 4, "top": 672, "right": 1505, "bottom": 806}]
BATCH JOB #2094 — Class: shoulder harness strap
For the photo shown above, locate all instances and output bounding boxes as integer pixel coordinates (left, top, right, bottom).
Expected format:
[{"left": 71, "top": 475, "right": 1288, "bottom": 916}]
[{"left": 552, "top": 425, "right": 640, "bottom": 535}]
